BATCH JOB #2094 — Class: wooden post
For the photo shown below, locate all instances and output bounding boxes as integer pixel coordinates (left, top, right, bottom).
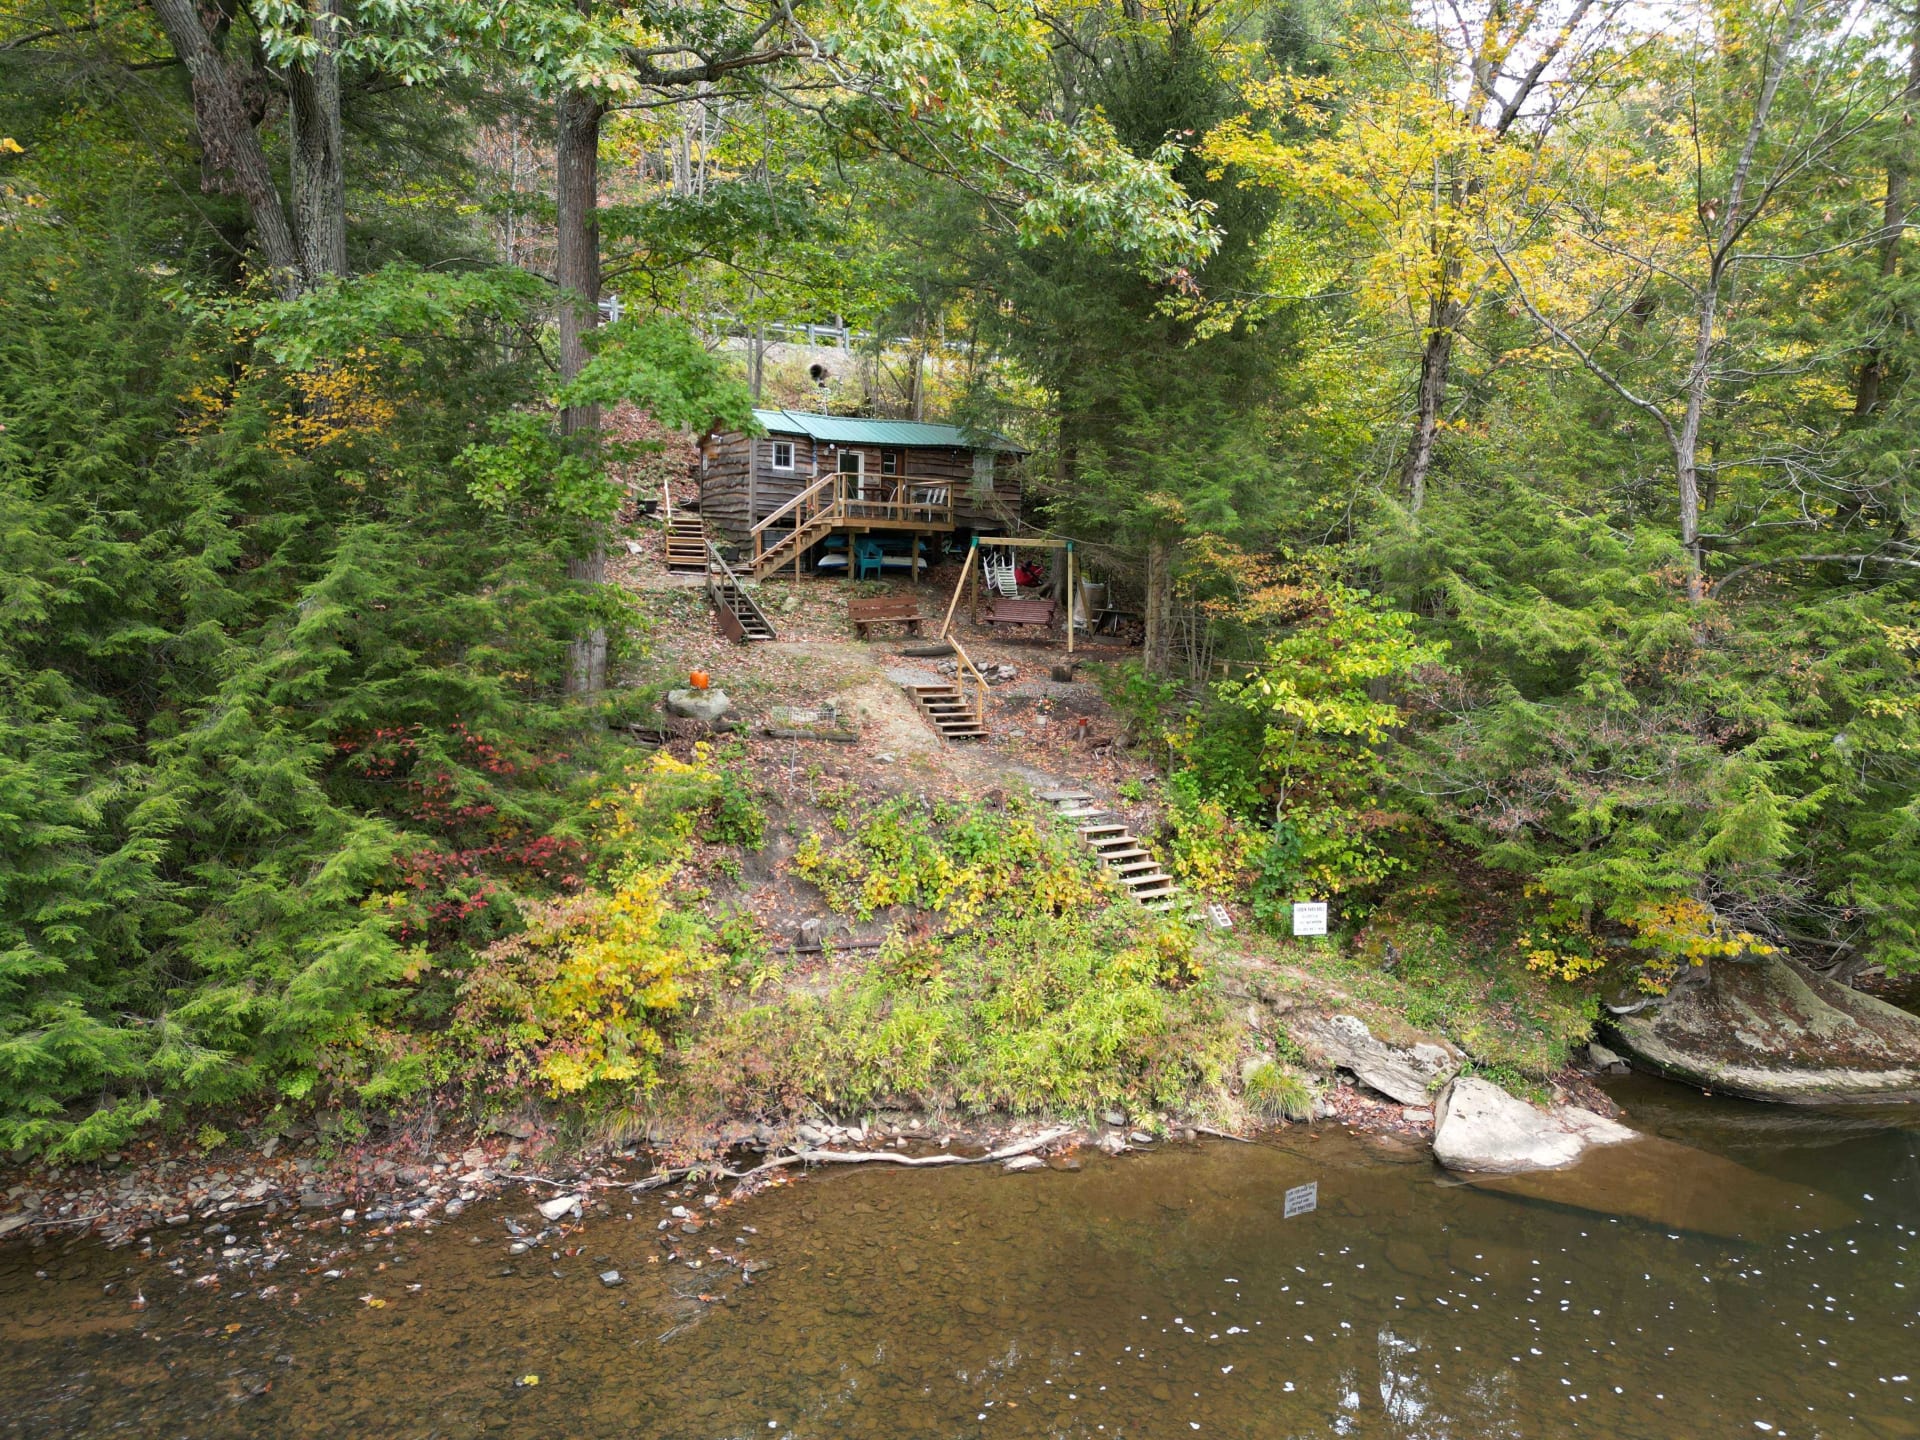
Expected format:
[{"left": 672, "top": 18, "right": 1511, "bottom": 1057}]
[
  {"left": 1066, "top": 541, "right": 1075, "bottom": 655},
  {"left": 939, "top": 535, "right": 976, "bottom": 638},
  {"left": 747, "top": 435, "right": 759, "bottom": 536}
]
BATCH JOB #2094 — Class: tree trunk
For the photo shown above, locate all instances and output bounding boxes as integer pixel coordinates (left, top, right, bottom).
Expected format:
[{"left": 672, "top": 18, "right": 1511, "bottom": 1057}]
[
  {"left": 1142, "top": 532, "right": 1176, "bottom": 676},
  {"left": 1674, "top": 0, "right": 1808, "bottom": 604},
  {"left": 149, "top": 0, "right": 303, "bottom": 297},
  {"left": 1401, "top": 295, "right": 1461, "bottom": 518},
  {"left": 557, "top": 85, "right": 608, "bottom": 695},
  {"left": 288, "top": 0, "right": 348, "bottom": 286},
  {"left": 1674, "top": 279, "right": 1717, "bottom": 604},
  {"left": 1854, "top": 18, "right": 1919, "bottom": 419}
]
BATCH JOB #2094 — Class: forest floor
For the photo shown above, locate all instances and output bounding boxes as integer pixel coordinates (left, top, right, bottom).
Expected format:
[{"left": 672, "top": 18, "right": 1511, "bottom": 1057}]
[{"left": 607, "top": 527, "right": 1607, "bottom": 1122}]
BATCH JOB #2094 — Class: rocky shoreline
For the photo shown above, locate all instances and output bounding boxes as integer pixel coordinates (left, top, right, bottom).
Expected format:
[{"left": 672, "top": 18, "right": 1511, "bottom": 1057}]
[
  {"left": 0, "top": 1083, "right": 1472, "bottom": 1259},
  {"left": 0, "top": 994, "right": 1649, "bottom": 1258}
]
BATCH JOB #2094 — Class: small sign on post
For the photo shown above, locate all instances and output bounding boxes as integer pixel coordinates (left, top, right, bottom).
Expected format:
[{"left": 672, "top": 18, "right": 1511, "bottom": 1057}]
[
  {"left": 1292, "top": 901, "right": 1329, "bottom": 938},
  {"left": 1283, "top": 1181, "right": 1318, "bottom": 1219}
]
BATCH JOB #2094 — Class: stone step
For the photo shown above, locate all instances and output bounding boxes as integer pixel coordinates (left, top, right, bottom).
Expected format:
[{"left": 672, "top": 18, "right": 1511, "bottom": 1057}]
[
  {"left": 1038, "top": 789, "right": 1093, "bottom": 803},
  {"left": 1057, "top": 805, "right": 1107, "bottom": 820}
]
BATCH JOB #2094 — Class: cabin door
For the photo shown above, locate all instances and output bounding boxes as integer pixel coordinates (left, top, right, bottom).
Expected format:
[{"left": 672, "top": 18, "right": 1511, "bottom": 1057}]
[{"left": 837, "top": 450, "right": 867, "bottom": 499}]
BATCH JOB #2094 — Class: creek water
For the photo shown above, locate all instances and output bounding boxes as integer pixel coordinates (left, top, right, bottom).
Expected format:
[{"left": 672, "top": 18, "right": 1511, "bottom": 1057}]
[{"left": 2, "top": 1077, "right": 1917, "bottom": 1440}]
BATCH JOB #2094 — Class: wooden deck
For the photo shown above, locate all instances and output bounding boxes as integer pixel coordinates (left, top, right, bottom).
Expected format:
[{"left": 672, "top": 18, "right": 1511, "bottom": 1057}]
[{"left": 749, "top": 472, "right": 957, "bottom": 578}]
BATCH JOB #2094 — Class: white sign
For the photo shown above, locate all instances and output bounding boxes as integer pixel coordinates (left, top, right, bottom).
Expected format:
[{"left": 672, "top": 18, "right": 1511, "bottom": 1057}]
[
  {"left": 1284, "top": 1181, "right": 1318, "bottom": 1219},
  {"left": 1292, "top": 901, "right": 1329, "bottom": 937}
]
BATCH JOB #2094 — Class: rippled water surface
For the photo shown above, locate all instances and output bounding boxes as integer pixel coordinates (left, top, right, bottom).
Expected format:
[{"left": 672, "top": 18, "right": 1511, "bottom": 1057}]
[{"left": 3, "top": 1079, "right": 1918, "bottom": 1439}]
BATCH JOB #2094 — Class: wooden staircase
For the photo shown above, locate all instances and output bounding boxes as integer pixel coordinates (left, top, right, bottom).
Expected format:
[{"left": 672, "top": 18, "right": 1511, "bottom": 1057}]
[
  {"left": 1040, "top": 790, "right": 1184, "bottom": 911},
  {"left": 705, "top": 544, "right": 776, "bottom": 643},
  {"left": 751, "top": 507, "right": 839, "bottom": 579},
  {"left": 903, "top": 681, "right": 988, "bottom": 741},
  {"left": 901, "top": 636, "right": 992, "bottom": 742},
  {"left": 665, "top": 512, "right": 707, "bottom": 573}
]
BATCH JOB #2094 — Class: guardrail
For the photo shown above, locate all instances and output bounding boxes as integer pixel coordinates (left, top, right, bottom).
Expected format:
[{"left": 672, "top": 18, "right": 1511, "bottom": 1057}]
[{"left": 947, "top": 634, "right": 989, "bottom": 726}]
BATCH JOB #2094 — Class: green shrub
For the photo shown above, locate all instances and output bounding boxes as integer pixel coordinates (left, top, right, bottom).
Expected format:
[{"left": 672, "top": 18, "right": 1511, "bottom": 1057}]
[
  {"left": 679, "top": 794, "right": 1234, "bottom": 1117},
  {"left": 1242, "top": 1060, "right": 1315, "bottom": 1123}
]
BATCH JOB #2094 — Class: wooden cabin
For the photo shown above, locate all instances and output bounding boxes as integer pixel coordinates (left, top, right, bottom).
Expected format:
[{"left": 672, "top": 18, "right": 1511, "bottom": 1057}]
[{"left": 698, "top": 410, "right": 1025, "bottom": 575}]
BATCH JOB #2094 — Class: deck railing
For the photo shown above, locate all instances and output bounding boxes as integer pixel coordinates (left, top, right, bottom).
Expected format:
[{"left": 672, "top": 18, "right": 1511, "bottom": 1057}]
[{"left": 748, "top": 472, "right": 957, "bottom": 570}]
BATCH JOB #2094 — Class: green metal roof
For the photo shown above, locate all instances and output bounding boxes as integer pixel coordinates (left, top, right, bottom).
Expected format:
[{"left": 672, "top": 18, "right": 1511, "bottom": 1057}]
[{"left": 751, "top": 408, "right": 1022, "bottom": 452}]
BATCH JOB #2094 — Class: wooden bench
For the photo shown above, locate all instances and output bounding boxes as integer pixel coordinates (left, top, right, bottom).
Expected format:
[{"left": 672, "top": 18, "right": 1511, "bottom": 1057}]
[
  {"left": 849, "top": 596, "right": 924, "bottom": 638},
  {"left": 986, "top": 596, "right": 1058, "bottom": 633}
]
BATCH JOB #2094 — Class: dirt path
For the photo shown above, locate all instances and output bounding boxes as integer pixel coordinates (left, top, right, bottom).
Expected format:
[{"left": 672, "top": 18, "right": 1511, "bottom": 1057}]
[{"left": 613, "top": 540, "right": 1158, "bottom": 807}]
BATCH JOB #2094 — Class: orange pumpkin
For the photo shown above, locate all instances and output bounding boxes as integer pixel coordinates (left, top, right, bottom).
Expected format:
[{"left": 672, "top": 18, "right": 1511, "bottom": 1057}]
[{"left": 689, "top": 670, "right": 710, "bottom": 691}]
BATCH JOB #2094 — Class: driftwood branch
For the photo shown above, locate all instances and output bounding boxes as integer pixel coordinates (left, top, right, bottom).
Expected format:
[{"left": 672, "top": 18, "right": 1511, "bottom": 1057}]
[
  {"left": 612, "top": 1127, "right": 1082, "bottom": 1193},
  {"left": 1193, "top": 1125, "right": 1253, "bottom": 1143},
  {"left": 509, "top": 1127, "right": 1103, "bottom": 1208}
]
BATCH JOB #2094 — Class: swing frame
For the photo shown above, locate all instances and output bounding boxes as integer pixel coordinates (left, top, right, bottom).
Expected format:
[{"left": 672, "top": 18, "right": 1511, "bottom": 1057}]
[{"left": 938, "top": 534, "right": 1077, "bottom": 652}]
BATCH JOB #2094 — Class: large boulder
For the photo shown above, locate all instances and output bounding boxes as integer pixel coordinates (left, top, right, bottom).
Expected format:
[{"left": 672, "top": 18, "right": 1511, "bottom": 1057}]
[
  {"left": 1287, "top": 1013, "right": 1460, "bottom": 1105},
  {"left": 665, "top": 687, "right": 731, "bottom": 722},
  {"left": 1608, "top": 953, "right": 1920, "bottom": 1102},
  {"left": 1431, "top": 1076, "right": 1637, "bottom": 1174}
]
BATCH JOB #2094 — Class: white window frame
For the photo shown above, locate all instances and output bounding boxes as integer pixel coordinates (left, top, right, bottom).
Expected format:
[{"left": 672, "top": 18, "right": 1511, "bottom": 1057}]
[{"left": 770, "top": 440, "right": 795, "bottom": 472}]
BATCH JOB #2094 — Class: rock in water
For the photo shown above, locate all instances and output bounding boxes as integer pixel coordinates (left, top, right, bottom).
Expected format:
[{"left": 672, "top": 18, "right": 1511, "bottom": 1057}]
[
  {"left": 1002, "top": 1155, "right": 1046, "bottom": 1172},
  {"left": 536, "top": 1195, "right": 582, "bottom": 1221},
  {"left": 1467, "top": 1131, "right": 1857, "bottom": 1240},
  {"left": 1609, "top": 954, "right": 1920, "bottom": 1101},
  {"left": 1585, "top": 1040, "right": 1629, "bottom": 1074},
  {"left": 1288, "top": 1013, "right": 1460, "bottom": 1105},
  {"left": 1432, "top": 1076, "right": 1636, "bottom": 1174}
]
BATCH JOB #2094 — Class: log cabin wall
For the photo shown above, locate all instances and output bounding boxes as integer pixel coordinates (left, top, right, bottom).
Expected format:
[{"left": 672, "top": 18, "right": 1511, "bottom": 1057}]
[{"left": 699, "top": 432, "right": 1022, "bottom": 542}]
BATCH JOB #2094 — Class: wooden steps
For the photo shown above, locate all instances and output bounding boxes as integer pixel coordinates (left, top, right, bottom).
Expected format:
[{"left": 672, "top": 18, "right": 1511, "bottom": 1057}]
[
  {"left": 1042, "top": 792, "right": 1185, "bottom": 910},
  {"left": 666, "top": 513, "right": 708, "bottom": 572},
  {"left": 707, "top": 561, "right": 776, "bottom": 642},
  {"left": 903, "top": 682, "right": 987, "bottom": 742},
  {"left": 750, "top": 510, "right": 838, "bottom": 578}
]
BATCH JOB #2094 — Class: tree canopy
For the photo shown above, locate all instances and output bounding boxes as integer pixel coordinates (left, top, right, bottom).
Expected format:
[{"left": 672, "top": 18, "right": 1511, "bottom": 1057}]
[{"left": 3, "top": 0, "right": 1919, "bottom": 1153}]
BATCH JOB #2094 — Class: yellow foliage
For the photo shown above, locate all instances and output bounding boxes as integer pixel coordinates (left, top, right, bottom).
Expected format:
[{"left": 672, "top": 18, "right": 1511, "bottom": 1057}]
[
  {"left": 527, "top": 868, "right": 707, "bottom": 1094},
  {"left": 794, "top": 801, "right": 1108, "bottom": 926},
  {"left": 268, "top": 348, "right": 402, "bottom": 454},
  {"left": 1206, "top": 66, "right": 1543, "bottom": 333},
  {"left": 1520, "top": 937, "right": 1608, "bottom": 983},
  {"left": 456, "top": 747, "right": 725, "bottom": 1097},
  {"left": 1625, "top": 898, "right": 1773, "bottom": 994}
]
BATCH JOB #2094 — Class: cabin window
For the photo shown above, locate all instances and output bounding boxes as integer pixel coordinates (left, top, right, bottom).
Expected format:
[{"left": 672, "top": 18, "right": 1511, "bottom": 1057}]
[
  {"left": 770, "top": 440, "right": 795, "bottom": 472},
  {"left": 971, "top": 449, "right": 995, "bottom": 501},
  {"left": 881, "top": 450, "right": 899, "bottom": 476}
]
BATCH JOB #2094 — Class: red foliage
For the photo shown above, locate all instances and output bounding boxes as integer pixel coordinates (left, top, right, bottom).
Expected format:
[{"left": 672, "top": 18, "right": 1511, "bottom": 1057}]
[{"left": 329, "top": 722, "right": 587, "bottom": 948}]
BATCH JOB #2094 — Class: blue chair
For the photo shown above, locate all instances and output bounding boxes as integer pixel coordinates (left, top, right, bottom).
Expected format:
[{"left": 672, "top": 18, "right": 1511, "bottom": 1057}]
[{"left": 854, "top": 538, "right": 886, "bottom": 580}]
